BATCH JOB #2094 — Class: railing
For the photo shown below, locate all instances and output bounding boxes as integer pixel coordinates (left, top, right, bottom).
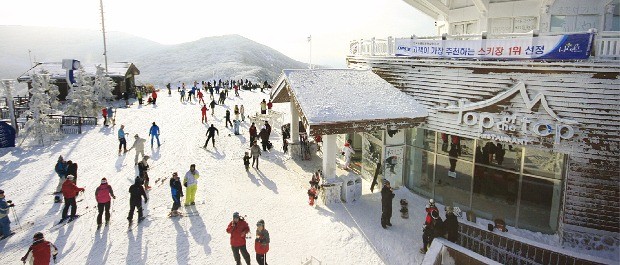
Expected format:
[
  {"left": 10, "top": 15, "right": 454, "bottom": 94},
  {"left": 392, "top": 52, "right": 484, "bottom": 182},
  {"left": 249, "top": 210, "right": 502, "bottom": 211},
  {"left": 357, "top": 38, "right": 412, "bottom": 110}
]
[
  {"left": 422, "top": 238, "right": 500, "bottom": 265},
  {"left": 349, "top": 30, "right": 620, "bottom": 59}
]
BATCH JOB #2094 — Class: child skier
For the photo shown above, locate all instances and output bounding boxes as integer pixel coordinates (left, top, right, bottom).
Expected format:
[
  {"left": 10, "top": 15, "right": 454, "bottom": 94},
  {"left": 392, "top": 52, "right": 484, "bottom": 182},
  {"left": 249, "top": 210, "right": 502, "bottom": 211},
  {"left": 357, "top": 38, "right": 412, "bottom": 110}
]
[{"left": 243, "top": 152, "right": 251, "bottom": 171}]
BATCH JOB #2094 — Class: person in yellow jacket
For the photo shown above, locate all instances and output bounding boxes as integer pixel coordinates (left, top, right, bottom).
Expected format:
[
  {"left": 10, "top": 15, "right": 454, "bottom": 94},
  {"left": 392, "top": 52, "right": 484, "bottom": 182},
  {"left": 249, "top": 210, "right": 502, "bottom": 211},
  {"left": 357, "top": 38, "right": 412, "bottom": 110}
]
[{"left": 183, "top": 164, "right": 200, "bottom": 206}]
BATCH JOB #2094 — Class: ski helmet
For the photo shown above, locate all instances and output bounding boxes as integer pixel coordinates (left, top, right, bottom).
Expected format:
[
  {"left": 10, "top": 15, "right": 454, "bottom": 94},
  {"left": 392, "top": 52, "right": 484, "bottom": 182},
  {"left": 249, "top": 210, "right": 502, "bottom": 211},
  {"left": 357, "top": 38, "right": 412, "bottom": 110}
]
[{"left": 33, "top": 232, "right": 44, "bottom": 240}]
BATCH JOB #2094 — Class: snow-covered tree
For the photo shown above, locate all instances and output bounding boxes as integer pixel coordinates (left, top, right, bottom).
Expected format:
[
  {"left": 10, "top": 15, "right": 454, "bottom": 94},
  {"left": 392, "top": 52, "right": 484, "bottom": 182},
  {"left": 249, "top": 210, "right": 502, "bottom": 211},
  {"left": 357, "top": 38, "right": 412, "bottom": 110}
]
[
  {"left": 92, "top": 65, "right": 115, "bottom": 103},
  {"left": 65, "top": 68, "right": 99, "bottom": 117},
  {"left": 22, "top": 73, "right": 61, "bottom": 145}
]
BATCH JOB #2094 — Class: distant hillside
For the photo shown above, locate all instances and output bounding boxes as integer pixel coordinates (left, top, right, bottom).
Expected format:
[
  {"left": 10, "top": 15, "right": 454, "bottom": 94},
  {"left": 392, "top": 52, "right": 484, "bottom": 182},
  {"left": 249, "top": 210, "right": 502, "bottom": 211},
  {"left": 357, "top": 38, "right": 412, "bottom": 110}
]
[{"left": 0, "top": 26, "right": 307, "bottom": 85}]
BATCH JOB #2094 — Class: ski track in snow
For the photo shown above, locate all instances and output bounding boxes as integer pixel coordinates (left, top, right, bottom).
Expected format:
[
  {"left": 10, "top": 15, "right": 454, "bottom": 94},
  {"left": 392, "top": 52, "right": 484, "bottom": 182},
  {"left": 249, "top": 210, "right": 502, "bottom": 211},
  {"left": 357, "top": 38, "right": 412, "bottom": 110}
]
[{"left": 0, "top": 89, "right": 429, "bottom": 265}]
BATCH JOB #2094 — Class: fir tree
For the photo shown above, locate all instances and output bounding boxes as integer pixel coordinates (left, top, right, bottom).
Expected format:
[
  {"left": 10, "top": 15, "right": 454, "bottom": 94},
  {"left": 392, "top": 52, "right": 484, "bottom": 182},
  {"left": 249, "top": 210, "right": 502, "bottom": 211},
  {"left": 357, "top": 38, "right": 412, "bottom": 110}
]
[
  {"left": 22, "top": 73, "right": 60, "bottom": 145},
  {"left": 93, "top": 65, "right": 115, "bottom": 103},
  {"left": 65, "top": 68, "right": 99, "bottom": 117}
]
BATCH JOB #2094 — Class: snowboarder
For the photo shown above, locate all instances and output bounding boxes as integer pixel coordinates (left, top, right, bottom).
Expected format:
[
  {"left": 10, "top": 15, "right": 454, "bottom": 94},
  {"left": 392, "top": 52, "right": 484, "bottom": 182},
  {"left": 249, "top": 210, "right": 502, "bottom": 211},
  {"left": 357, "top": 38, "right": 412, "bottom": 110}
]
[
  {"left": 129, "top": 134, "right": 147, "bottom": 165},
  {"left": 209, "top": 99, "right": 216, "bottom": 116},
  {"left": 342, "top": 139, "right": 355, "bottom": 170},
  {"left": 151, "top": 90, "right": 158, "bottom": 105},
  {"left": 107, "top": 106, "right": 114, "bottom": 126},
  {"left": 0, "top": 189, "right": 14, "bottom": 240},
  {"left": 61, "top": 175, "right": 85, "bottom": 222},
  {"left": 95, "top": 178, "right": 116, "bottom": 228},
  {"left": 255, "top": 219, "right": 270, "bottom": 265},
  {"left": 381, "top": 179, "right": 395, "bottom": 229},
  {"left": 118, "top": 125, "right": 128, "bottom": 154},
  {"left": 66, "top": 160, "right": 78, "bottom": 184},
  {"left": 138, "top": 156, "right": 151, "bottom": 190},
  {"left": 102, "top": 107, "right": 108, "bottom": 126},
  {"left": 20, "top": 232, "right": 58, "bottom": 264},
  {"left": 260, "top": 99, "right": 267, "bottom": 114},
  {"left": 249, "top": 123, "right": 257, "bottom": 148},
  {"left": 54, "top": 156, "right": 68, "bottom": 194},
  {"left": 225, "top": 110, "right": 233, "bottom": 128},
  {"left": 127, "top": 178, "right": 147, "bottom": 223},
  {"left": 183, "top": 164, "right": 200, "bottom": 206},
  {"left": 250, "top": 141, "right": 262, "bottom": 170},
  {"left": 233, "top": 119, "right": 241, "bottom": 135},
  {"left": 201, "top": 105, "right": 208, "bottom": 123},
  {"left": 400, "top": 199, "right": 409, "bottom": 219},
  {"left": 149, "top": 122, "right": 161, "bottom": 148},
  {"left": 243, "top": 152, "right": 250, "bottom": 171},
  {"left": 240, "top": 105, "right": 245, "bottom": 122},
  {"left": 226, "top": 212, "right": 251, "bottom": 265},
  {"left": 444, "top": 206, "right": 459, "bottom": 243},
  {"left": 203, "top": 124, "right": 219, "bottom": 148},
  {"left": 169, "top": 172, "right": 183, "bottom": 217}
]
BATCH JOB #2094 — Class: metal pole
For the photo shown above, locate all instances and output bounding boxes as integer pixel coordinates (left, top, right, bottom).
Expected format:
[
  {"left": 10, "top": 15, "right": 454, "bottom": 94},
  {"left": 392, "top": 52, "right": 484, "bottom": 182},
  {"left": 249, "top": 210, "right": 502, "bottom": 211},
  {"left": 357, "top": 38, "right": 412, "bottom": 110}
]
[
  {"left": 99, "top": 0, "right": 109, "bottom": 73},
  {"left": 308, "top": 35, "right": 312, "bottom": 69}
]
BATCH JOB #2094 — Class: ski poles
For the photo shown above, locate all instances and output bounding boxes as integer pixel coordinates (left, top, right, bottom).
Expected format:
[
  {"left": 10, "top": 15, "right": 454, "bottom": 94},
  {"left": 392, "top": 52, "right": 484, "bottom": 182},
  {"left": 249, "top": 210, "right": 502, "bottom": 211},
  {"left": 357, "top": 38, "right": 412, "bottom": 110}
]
[{"left": 7, "top": 200, "right": 21, "bottom": 229}]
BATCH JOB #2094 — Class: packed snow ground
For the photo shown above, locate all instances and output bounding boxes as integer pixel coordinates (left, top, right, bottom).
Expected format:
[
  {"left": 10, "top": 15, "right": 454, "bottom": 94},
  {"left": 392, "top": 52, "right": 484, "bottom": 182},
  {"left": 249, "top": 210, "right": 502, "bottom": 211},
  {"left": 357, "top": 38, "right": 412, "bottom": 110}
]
[{"left": 0, "top": 88, "right": 430, "bottom": 265}]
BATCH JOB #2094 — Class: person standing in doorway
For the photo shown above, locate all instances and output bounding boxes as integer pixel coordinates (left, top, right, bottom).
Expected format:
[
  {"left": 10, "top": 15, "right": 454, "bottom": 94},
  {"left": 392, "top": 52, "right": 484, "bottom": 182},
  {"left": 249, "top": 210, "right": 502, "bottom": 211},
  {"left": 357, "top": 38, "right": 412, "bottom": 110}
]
[
  {"left": 381, "top": 180, "right": 395, "bottom": 229},
  {"left": 183, "top": 164, "right": 200, "bottom": 206}
]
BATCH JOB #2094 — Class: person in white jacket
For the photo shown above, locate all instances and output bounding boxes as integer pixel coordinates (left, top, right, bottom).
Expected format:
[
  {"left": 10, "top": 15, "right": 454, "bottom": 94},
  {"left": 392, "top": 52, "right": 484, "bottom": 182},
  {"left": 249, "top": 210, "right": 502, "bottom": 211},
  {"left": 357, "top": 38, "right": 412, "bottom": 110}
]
[
  {"left": 183, "top": 164, "right": 200, "bottom": 206},
  {"left": 342, "top": 139, "right": 355, "bottom": 170},
  {"left": 129, "top": 134, "right": 147, "bottom": 165}
]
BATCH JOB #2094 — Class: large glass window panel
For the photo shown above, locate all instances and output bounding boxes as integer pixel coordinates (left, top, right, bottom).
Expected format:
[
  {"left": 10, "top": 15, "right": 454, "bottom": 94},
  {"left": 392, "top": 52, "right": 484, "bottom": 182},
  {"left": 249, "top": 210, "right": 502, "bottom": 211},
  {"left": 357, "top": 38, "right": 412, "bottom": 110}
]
[
  {"left": 405, "top": 147, "right": 434, "bottom": 198},
  {"left": 369, "top": 130, "right": 383, "bottom": 142},
  {"left": 434, "top": 155, "right": 472, "bottom": 209},
  {"left": 438, "top": 133, "right": 474, "bottom": 162},
  {"left": 518, "top": 176, "right": 562, "bottom": 233},
  {"left": 472, "top": 165, "right": 519, "bottom": 226},
  {"left": 476, "top": 140, "right": 522, "bottom": 172},
  {"left": 410, "top": 128, "right": 435, "bottom": 151},
  {"left": 361, "top": 136, "right": 383, "bottom": 182},
  {"left": 523, "top": 148, "right": 564, "bottom": 180}
]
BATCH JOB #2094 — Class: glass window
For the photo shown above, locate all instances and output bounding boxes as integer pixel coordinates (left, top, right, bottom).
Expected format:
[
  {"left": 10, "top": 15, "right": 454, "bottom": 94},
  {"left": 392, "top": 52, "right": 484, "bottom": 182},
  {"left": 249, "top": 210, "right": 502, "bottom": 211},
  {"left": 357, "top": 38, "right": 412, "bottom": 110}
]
[
  {"left": 368, "top": 130, "right": 383, "bottom": 142},
  {"left": 518, "top": 176, "right": 562, "bottom": 234},
  {"left": 361, "top": 136, "right": 383, "bottom": 182},
  {"left": 550, "top": 15, "right": 570, "bottom": 32},
  {"left": 385, "top": 129, "right": 405, "bottom": 145},
  {"left": 405, "top": 147, "right": 434, "bottom": 198},
  {"left": 409, "top": 128, "right": 435, "bottom": 151},
  {"left": 434, "top": 155, "right": 472, "bottom": 209},
  {"left": 472, "top": 165, "right": 519, "bottom": 225},
  {"left": 523, "top": 148, "right": 564, "bottom": 180},
  {"left": 438, "top": 133, "right": 474, "bottom": 162},
  {"left": 476, "top": 140, "right": 522, "bottom": 172}
]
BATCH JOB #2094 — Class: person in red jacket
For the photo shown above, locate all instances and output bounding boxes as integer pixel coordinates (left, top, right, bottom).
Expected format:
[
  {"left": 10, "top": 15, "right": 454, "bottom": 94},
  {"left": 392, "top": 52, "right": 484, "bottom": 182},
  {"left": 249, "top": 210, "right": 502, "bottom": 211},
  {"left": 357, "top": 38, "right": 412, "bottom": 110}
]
[
  {"left": 61, "top": 175, "right": 84, "bottom": 222},
  {"left": 102, "top": 108, "right": 108, "bottom": 126},
  {"left": 201, "top": 104, "right": 208, "bottom": 123},
  {"left": 95, "top": 178, "right": 116, "bottom": 228},
  {"left": 151, "top": 90, "right": 158, "bottom": 105},
  {"left": 255, "top": 219, "right": 270, "bottom": 265},
  {"left": 226, "top": 212, "right": 251, "bottom": 265},
  {"left": 21, "top": 232, "right": 58, "bottom": 265}
]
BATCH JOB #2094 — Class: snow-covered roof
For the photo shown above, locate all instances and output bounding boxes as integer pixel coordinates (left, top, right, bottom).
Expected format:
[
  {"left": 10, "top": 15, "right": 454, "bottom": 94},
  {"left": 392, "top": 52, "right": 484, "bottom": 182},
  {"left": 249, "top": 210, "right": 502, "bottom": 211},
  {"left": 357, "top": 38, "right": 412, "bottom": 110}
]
[
  {"left": 17, "top": 62, "right": 139, "bottom": 82},
  {"left": 272, "top": 69, "right": 427, "bottom": 135}
]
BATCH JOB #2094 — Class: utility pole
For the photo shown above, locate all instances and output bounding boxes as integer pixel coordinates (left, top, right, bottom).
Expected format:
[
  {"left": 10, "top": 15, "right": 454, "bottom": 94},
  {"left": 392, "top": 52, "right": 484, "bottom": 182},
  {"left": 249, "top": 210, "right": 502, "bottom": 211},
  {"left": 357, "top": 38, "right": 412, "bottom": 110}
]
[
  {"left": 308, "top": 35, "right": 312, "bottom": 69},
  {"left": 99, "top": 0, "right": 109, "bottom": 73}
]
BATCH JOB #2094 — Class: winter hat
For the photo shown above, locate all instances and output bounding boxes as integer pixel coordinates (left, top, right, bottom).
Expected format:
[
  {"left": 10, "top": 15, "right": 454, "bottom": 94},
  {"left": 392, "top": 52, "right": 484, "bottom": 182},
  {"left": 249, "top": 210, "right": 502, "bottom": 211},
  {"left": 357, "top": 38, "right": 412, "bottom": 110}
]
[
  {"left": 0, "top": 189, "right": 4, "bottom": 194},
  {"left": 67, "top": 175, "right": 75, "bottom": 180},
  {"left": 233, "top": 212, "right": 240, "bottom": 219},
  {"left": 33, "top": 232, "right": 44, "bottom": 240},
  {"left": 101, "top": 178, "right": 107, "bottom": 184},
  {"left": 134, "top": 134, "right": 139, "bottom": 138},
  {"left": 383, "top": 179, "right": 390, "bottom": 185},
  {"left": 257, "top": 219, "right": 265, "bottom": 227},
  {"left": 58, "top": 155, "right": 64, "bottom": 161}
]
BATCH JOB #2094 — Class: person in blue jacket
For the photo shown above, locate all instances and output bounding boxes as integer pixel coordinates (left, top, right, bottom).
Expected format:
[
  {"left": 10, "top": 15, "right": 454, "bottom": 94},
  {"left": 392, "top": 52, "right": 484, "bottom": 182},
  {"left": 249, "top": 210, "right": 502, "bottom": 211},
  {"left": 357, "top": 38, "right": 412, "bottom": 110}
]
[
  {"left": 0, "top": 189, "right": 15, "bottom": 240},
  {"left": 169, "top": 172, "right": 183, "bottom": 217},
  {"left": 149, "top": 122, "right": 161, "bottom": 148},
  {"left": 118, "top": 125, "right": 128, "bottom": 154},
  {"left": 107, "top": 107, "right": 114, "bottom": 126},
  {"left": 54, "top": 156, "right": 68, "bottom": 194}
]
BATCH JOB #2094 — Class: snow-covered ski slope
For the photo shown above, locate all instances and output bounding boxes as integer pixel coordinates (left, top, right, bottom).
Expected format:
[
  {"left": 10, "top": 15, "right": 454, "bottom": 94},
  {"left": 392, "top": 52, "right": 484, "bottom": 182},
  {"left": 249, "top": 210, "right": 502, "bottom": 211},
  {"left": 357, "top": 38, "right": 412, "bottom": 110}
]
[{"left": 0, "top": 88, "right": 430, "bottom": 264}]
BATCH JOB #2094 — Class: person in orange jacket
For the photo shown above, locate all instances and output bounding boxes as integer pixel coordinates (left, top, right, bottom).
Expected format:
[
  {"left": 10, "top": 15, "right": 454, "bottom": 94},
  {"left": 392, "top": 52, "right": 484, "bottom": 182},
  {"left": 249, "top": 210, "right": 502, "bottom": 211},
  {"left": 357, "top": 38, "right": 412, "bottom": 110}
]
[
  {"left": 151, "top": 90, "right": 158, "bottom": 105},
  {"left": 61, "top": 175, "right": 85, "bottom": 222}
]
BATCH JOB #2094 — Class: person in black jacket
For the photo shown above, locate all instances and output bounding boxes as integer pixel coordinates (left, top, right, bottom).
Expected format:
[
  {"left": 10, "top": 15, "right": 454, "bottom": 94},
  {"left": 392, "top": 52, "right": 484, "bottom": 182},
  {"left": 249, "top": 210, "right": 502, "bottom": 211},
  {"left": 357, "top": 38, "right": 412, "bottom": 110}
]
[
  {"left": 204, "top": 124, "right": 219, "bottom": 148},
  {"left": 127, "top": 178, "right": 148, "bottom": 222},
  {"left": 444, "top": 206, "right": 459, "bottom": 243},
  {"left": 137, "top": 156, "right": 150, "bottom": 190},
  {"left": 381, "top": 180, "right": 395, "bottom": 229},
  {"left": 66, "top": 161, "right": 78, "bottom": 184},
  {"left": 259, "top": 128, "right": 269, "bottom": 151},
  {"left": 225, "top": 110, "right": 233, "bottom": 128},
  {"left": 169, "top": 172, "right": 183, "bottom": 217}
]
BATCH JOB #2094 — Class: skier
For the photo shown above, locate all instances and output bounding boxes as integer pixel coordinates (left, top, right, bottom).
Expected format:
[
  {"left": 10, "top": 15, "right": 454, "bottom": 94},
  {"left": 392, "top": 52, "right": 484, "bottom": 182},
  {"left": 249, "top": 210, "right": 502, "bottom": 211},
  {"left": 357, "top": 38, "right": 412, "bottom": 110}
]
[
  {"left": 54, "top": 156, "right": 67, "bottom": 194},
  {"left": 208, "top": 84, "right": 214, "bottom": 100},
  {"left": 137, "top": 155, "right": 151, "bottom": 190},
  {"left": 233, "top": 119, "right": 241, "bottom": 135},
  {"left": 151, "top": 90, "right": 158, "bottom": 105},
  {"left": 203, "top": 124, "right": 219, "bottom": 148},
  {"left": 197, "top": 90, "right": 205, "bottom": 104},
  {"left": 107, "top": 106, "right": 114, "bottom": 126},
  {"left": 209, "top": 99, "right": 216, "bottom": 116},
  {"left": 267, "top": 100, "right": 273, "bottom": 113},
  {"left": 102, "top": 107, "right": 108, "bottom": 126},
  {"left": 342, "top": 139, "right": 355, "bottom": 170},
  {"left": 421, "top": 209, "right": 444, "bottom": 254},
  {"left": 149, "top": 122, "right": 161, "bottom": 148},
  {"left": 260, "top": 99, "right": 267, "bottom": 114},
  {"left": 20, "top": 232, "right": 58, "bottom": 264},
  {"left": 255, "top": 219, "right": 270, "bottom": 265},
  {"left": 188, "top": 87, "right": 195, "bottom": 103},
  {"left": 240, "top": 105, "right": 245, "bottom": 122},
  {"left": 225, "top": 109, "right": 233, "bottom": 128},
  {"left": 249, "top": 123, "right": 257, "bottom": 148},
  {"left": 234, "top": 84, "right": 240, "bottom": 97},
  {"left": 137, "top": 89, "right": 143, "bottom": 105},
  {"left": 129, "top": 134, "right": 147, "bottom": 165},
  {"left": 219, "top": 90, "right": 226, "bottom": 105},
  {"left": 169, "top": 172, "right": 183, "bottom": 217},
  {"left": 118, "top": 125, "right": 128, "bottom": 154},
  {"left": 0, "top": 189, "right": 14, "bottom": 240},
  {"left": 444, "top": 206, "right": 459, "bottom": 243},
  {"left": 226, "top": 212, "right": 251, "bottom": 265},
  {"left": 250, "top": 141, "right": 262, "bottom": 170},
  {"left": 183, "top": 164, "right": 200, "bottom": 206},
  {"left": 95, "top": 178, "right": 116, "bottom": 228},
  {"left": 61, "top": 175, "right": 85, "bottom": 222},
  {"left": 166, "top": 83, "right": 171, "bottom": 95},
  {"left": 180, "top": 88, "right": 186, "bottom": 102},
  {"left": 243, "top": 152, "right": 250, "bottom": 171},
  {"left": 127, "top": 178, "right": 148, "bottom": 223},
  {"left": 201, "top": 104, "right": 208, "bottom": 123},
  {"left": 66, "top": 160, "right": 78, "bottom": 184},
  {"left": 380, "top": 179, "right": 395, "bottom": 229}
]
